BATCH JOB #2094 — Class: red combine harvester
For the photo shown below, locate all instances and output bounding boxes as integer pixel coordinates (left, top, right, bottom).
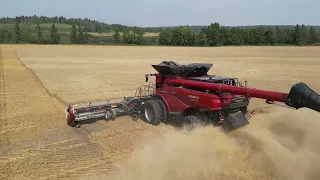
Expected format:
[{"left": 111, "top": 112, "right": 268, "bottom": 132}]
[{"left": 66, "top": 61, "right": 320, "bottom": 131}]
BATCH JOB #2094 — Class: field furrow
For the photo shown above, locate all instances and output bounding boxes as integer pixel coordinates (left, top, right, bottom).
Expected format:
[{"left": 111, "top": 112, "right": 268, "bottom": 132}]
[{"left": 0, "top": 47, "right": 10, "bottom": 159}]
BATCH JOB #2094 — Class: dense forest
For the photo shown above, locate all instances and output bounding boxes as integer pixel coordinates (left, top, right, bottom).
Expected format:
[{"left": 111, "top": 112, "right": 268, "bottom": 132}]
[{"left": 0, "top": 15, "right": 319, "bottom": 46}]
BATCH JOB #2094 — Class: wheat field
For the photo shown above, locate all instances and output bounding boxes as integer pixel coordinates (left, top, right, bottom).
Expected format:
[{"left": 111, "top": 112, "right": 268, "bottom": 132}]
[{"left": 1, "top": 44, "right": 320, "bottom": 180}]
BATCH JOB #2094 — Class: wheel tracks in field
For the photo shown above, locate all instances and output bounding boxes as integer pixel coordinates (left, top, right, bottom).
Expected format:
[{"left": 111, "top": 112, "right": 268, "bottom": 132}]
[
  {"left": 37, "top": 160, "right": 116, "bottom": 180},
  {"left": 0, "top": 122, "right": 35, "bottom": 134},
  {"left": 0, "top": 47, "right": 10, "bottom": 156},
  {"left": 0, "top": 47, "right": 14, "bottom": 180},
  {"left": 88, "top": 125, "right": 149, "bottom": 140}
]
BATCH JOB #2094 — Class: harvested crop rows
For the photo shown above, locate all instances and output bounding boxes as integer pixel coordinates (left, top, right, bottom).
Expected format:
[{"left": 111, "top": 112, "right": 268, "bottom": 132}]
[
  {"left": 0, "top": 46, "right": 151, "bottom": 180},
  {"left": 1, "top": 45, "right": 320, "bottom": 180},
  {"left": 0, "top": 45, "right": 171, "bottom": 180}
]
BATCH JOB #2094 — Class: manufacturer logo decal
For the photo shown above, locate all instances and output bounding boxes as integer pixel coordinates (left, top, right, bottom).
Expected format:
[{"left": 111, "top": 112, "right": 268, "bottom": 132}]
[{"left": 188, "top": 95, "right": 199, "bottom": 100}]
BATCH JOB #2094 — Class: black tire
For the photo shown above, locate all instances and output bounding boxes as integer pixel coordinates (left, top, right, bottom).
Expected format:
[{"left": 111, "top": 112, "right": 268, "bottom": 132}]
[
  {"left": 105, "top": 111, "right": 112, "bottom": 120},
  {"left": 143, "top": 99, "right": 164, "bottom": 126},
  {"left": 182, "top": 115, "right": 202, "bottom": 132},
  {"left": 67, "top": 120, "right": 78, "bottom": 128},
  {"left": 155, "top": 97, "right": 168, "bottom": 122}
]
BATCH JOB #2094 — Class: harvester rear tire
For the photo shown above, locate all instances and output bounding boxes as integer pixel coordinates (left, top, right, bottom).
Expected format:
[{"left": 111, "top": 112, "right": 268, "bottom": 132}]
[
  {"left": 143, "top": 100, "right": 164, "bottom": 126},
  {"left": 182, "top": 115, "right": 202, "bottom": 132}
]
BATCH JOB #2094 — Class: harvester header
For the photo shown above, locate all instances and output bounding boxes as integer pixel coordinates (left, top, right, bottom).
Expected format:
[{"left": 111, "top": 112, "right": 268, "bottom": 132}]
[{"left": 66, "top": 61, "right": 320, "bottom": 131}]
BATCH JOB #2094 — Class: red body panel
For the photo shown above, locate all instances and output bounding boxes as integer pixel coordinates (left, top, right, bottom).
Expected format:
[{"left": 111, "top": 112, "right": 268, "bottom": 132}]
[
  {"left": 156, "top": 86, "right": 232, "bottom": 112},
  {"left": 166, "top": 78, "right": 288, "bottom": 102},
  {"left": 154, "top": 75, "right": 290, "bottom": 113},
  {"left": 67, "top": 107, "right": 75, "bottom": 122},
  {"left": 155, "top": 74, "right": 165, "bottom": 85}
]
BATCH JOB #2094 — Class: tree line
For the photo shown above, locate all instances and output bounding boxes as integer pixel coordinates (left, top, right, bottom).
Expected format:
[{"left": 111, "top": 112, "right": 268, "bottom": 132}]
[
  {"left": 0, "top": 22, "right": 152, "bottom": 45},
  {"left": 2, "top": 15, "right": 320, "bottom": 33},
  {"left": 0, "top": 22, "right": 63, "bottom": 44},
  {"left": 0, "top": 15, "right": 152, "bottom": 33},
  {"left": 0, "top": 20, "right": 319, "bottom": 46},
  {"left": 159, "top": 23, "right": 319, "bottom": 46}
]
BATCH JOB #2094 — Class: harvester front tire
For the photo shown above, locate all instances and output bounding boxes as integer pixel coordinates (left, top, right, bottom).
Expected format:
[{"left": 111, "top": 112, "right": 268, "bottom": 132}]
[
  {"left": 143, "top": 100, "right": 163, "bottom": 126},
  {"left": 156, "top": 97, "right": 168, "bottom": 122}
]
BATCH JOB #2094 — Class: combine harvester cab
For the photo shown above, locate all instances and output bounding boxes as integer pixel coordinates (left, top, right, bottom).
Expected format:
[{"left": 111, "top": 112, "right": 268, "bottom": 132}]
[{"left": 66, "top": 61, "right": 320, "bottom": 131}]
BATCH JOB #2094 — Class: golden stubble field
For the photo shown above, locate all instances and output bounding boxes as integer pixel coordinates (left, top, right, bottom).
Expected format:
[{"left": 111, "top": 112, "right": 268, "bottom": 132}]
[{"left": 1, "top": 44, "right": 320, "bottom": 180}]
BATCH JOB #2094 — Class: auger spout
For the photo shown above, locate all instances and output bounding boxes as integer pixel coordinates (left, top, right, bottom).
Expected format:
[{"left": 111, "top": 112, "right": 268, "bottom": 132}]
[{"left": 285, "top": 82, "right": 320, "bottom": 112}]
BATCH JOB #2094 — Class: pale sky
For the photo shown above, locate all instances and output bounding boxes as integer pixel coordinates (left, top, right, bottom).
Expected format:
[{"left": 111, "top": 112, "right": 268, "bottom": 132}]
[{"left": 1, "top": 0, "right": 319, "bottom": 27}]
